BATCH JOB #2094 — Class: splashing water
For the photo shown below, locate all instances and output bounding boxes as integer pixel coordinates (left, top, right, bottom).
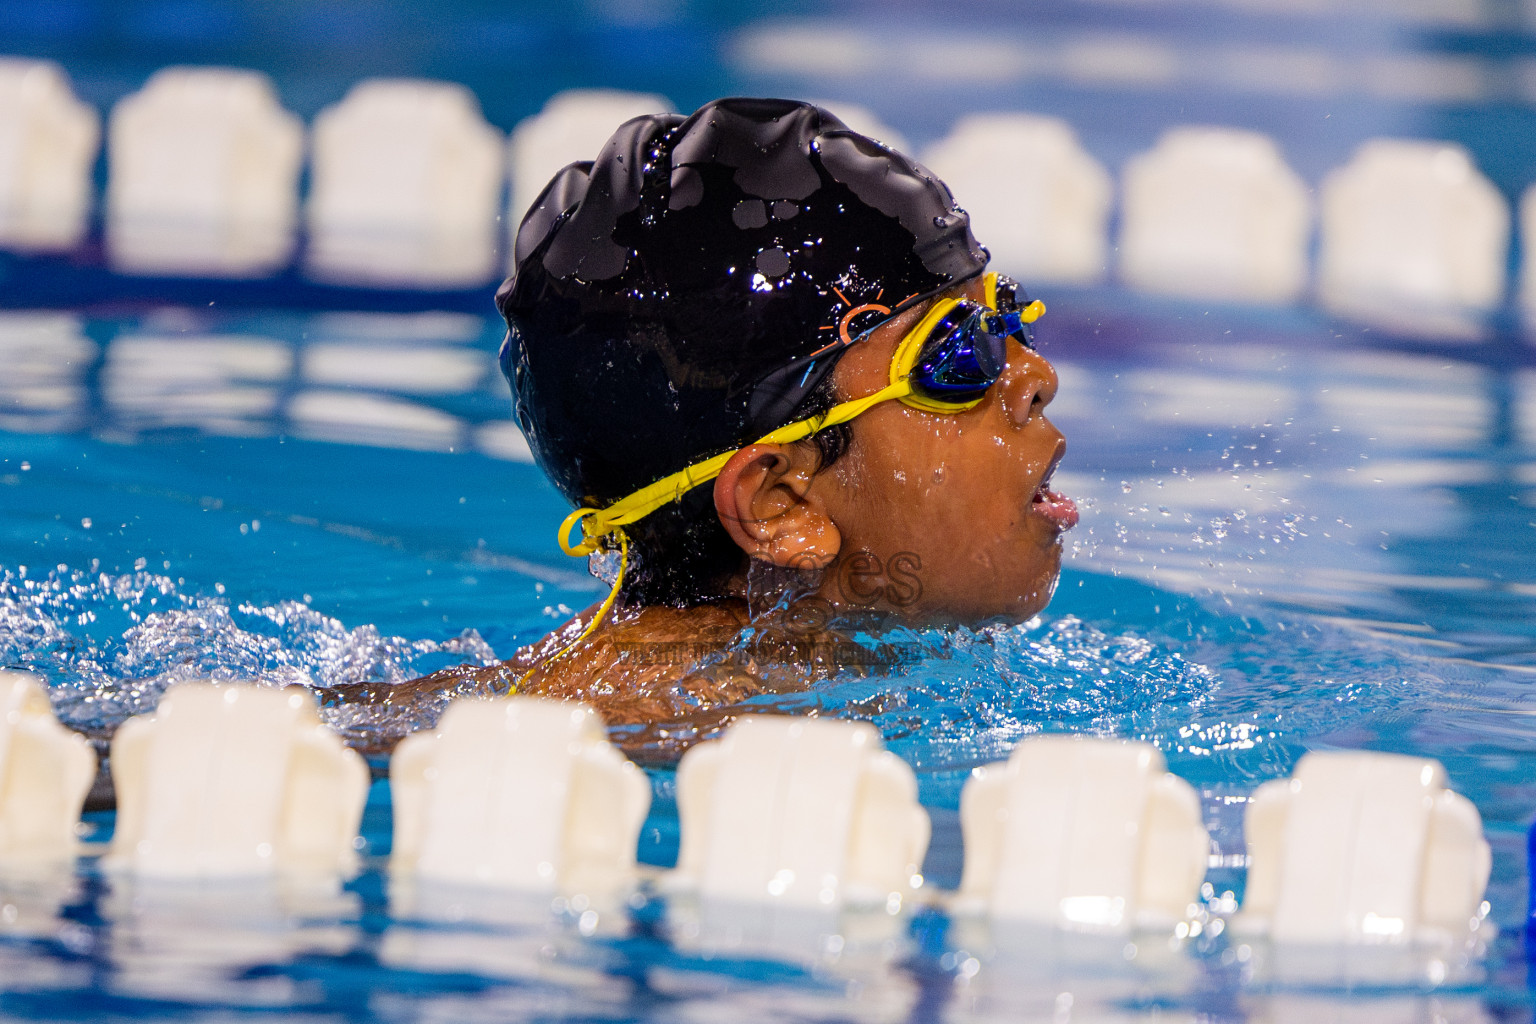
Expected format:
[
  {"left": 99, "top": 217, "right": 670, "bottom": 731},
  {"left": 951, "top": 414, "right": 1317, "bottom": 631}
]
[
  {"left": 806, "top": 616, "right": 1222, "bottom": 775},
  {"left": 0, "top": 564, "right": 497, "bottom": 746},
  {"left": 4, "top": 557, "right": 1518, "bottom": 812}
]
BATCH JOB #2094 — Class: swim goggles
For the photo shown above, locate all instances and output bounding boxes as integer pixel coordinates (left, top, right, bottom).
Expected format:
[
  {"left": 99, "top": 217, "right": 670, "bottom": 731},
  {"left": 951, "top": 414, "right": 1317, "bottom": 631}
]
[
  {"left": 559, "top": 271, "right": 1043, "bottom": 559},
  {"left": 513, "top": 272, "right": 1044, "bottom": 686}
]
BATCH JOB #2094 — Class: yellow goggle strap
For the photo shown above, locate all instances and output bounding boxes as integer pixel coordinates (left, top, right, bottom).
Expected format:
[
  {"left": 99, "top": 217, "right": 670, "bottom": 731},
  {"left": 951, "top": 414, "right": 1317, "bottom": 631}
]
[
  {"left": 556, "top": 272, "right": 1051, "bottom": 558},
  {"left": 512, "top": 526, "right": 629, "bottom": 694},
  {"left": 529, "top": 271, "right": 1048, "bottom": 677},
  {"left": 558, "top": 378, "right": 914, "bottom": 558},
  {"left": 983, "top": 271, "right": 1048, "bottom": 328},
  {"left": 535, "top": 381, "right": 912, "bottom": 684}
]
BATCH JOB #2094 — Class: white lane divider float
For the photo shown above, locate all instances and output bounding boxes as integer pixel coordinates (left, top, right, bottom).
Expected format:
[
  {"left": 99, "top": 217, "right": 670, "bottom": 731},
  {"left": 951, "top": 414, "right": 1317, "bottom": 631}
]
[
  {"left": 921, "top": 112, "right": 1113, "bottom": 287},
  {"left": 105, "top": 682, "right": 368, "bottom": 878},
  {"left": 1119, "top": 126, "right": 1311, "bottom": 305},
  {"left": 0, "top": 670, "right": 96, "bottom": 867},
  {"left": 667, "top": 716, "right": 929, "bottom": 911},
  {"left": 390, "top": 697, "right": 649, "bottom": 896},
  {"left": 1318, "top": 138, "right": 1508, "bottom": 337},
  {"left": 0, "top": 659, "right": 1500, "bottom": 961},
  {"left": 106, "top": 66, "right": 304, "bottom": 278},
  {"left": 0, "top": 57, "right": 99, "bottom": 253},
  {"left": 955, "top": 735, "right": 1209, "bottom": 933},
  {"left": 307, "top": 78, "right": 504, "bottom": 289},
  {"left": 1235, "top": 750, "right": 1490, "bottom": 945}
]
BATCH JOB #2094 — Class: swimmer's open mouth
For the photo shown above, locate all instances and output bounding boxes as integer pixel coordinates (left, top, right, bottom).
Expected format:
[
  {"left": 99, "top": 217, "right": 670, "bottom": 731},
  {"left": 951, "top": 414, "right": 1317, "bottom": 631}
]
[{"left": 1031, "top": 454, "right": 1079, "bottom": 532}]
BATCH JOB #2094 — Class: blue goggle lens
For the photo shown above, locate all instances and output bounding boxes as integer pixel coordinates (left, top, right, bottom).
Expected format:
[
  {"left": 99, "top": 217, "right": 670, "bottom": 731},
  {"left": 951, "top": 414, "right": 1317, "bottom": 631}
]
[{"left": 910, "top": 298, "right": 1034, "bottom": 404}]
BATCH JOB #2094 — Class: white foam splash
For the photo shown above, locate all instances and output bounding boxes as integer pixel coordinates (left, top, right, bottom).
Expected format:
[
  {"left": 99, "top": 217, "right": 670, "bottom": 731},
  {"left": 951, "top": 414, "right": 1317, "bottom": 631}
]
[{"left": 0, "top": 564, "right": 497, "bottom": 746}]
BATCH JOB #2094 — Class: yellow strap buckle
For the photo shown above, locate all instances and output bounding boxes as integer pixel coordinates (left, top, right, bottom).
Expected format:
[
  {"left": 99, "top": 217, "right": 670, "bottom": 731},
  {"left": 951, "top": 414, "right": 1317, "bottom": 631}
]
[{"left": 559, "top": 507, "right": 605, "bottom": 557}]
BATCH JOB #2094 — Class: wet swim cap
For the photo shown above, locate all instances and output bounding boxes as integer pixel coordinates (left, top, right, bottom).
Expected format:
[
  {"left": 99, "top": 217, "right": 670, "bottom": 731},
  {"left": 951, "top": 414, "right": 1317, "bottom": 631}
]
[{"left": 497, "top": 97, "right": 989, "bottom": 509}]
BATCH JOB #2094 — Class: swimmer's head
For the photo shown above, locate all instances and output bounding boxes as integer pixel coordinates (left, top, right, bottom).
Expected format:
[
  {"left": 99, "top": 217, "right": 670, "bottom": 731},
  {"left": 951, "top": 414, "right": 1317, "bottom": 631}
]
[
  {"left": 501, "top": 98, "right": 1075, "bottom": 625},
  {"left": 498, "top": 97, "right": 989, "bottom": 604}
]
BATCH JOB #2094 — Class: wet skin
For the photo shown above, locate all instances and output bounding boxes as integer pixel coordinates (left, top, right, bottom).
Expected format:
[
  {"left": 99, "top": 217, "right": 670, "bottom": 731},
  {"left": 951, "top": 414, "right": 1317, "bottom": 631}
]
[
  {"left": 368, "top": 278, "right": 1076, "bottom": 761},
  {"left": 722, "top": 275, "right": 1075, "bottom": 626}
]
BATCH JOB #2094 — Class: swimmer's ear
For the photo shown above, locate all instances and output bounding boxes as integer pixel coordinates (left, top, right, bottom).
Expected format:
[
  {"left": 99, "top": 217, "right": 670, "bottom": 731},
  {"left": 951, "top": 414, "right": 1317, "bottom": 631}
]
[{"left": 713, "top": 443, "right": 841, "bottom": 570}]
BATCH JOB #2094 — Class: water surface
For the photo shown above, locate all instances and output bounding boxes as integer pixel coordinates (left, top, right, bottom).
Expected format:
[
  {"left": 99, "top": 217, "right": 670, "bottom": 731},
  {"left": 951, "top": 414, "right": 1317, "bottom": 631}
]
[{"left": 2, "top": 300, "right": 1533, "bottom": 1020}]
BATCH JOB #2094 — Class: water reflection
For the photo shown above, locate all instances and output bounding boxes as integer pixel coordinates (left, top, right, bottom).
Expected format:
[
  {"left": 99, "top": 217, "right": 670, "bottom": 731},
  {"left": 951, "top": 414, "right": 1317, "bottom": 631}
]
[
  {"left": 658, "top": 896, "right": 920, "bottom": 1024},
  {"left": 0, "top": 861, "right": 1515, "bottom": 1023},
  {"left": 0, "top": 869, "right": 930, "bottom": 1022},
  {"left": 1049, "top": 329, "right": 1536, "bottom": 655},
  {"left": 0, "top": 314, "right": 96, "bottom": 433},
  {"left": 2, "top": 305, "right": 1535, "bottom": 1019},
  {"left": 104, "top": 334, "right": 290, "bottom": 435},
  {"left": 299, "top": 344, "right": 489, "bottom": 394},
  {"left": 382, "top": 883, "right": 636, "bottom": 1011},
  {"left": 1249, "top": 994, "right": 1493, "bottom": 1024},
  {"left": 1239, "top": 937, "right": 1498, "bottom": 1024},
  {"left": 287, "top": 390, "right": 464, "bottom": 452},
  {"left": 0, "top": 308, "right": 534, "bottom": 464},
  {"left": 101, "top": 877, "right": 358, "bottom": 1007},
  {"left": 946, "top": 920, "right": 1201, "bottom": 1023}
]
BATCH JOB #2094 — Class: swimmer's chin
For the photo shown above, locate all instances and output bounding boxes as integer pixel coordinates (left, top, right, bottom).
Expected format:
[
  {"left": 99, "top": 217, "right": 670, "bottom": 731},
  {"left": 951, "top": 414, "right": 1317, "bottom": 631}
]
[{"left": 973, "top": 554, "right": 1063, "bottom": 628}]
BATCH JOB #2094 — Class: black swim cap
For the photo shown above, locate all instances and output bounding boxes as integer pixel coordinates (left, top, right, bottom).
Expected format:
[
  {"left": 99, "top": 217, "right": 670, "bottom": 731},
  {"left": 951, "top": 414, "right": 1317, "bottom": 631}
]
[{"left": 497, "top": 97, "right": 989, "bottom": 509}]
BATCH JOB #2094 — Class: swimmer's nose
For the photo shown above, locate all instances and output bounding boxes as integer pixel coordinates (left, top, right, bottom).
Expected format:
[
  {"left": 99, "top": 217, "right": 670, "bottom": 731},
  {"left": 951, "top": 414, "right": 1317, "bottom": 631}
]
[{"left": 997, "top": 344, "right": 1059, "bottom": 428}]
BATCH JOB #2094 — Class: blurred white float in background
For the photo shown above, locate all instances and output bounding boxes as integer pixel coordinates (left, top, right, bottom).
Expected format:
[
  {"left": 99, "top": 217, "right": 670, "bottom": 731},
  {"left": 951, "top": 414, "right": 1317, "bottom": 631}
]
[
  {"left": 0, "top": 58, "right": 99, "bottom": 252},
  {"left": 1519, "top": 182, "right": 1536, "bottom": 318},
  {"left": 107, "top": 67, "right": 302, "bottom": 277},
  {"left": 922, "top": 113, "right": 1112, "bottom": 285},
  {"left": 1318, "top": 138, "right": 1508, "bottom": 337},
  {"left": 1120, "top": 126, "right": 1311, "bottom": 304},
  {"left": 308, "top": 78, "right": 503, "bottom": 288}
]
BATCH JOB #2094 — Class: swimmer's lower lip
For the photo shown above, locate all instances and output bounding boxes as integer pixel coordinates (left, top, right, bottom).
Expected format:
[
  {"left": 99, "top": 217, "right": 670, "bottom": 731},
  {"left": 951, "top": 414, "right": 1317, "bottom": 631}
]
[{"left": 1031, "top": 486, "right": 1079, "bottom": 531}]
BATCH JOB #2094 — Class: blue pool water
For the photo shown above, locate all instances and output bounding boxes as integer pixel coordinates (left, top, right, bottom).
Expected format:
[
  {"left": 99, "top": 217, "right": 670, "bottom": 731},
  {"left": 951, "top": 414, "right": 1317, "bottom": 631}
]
[{"left": 2, "top": 295, "right": 1535, "bottom": 1020}]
